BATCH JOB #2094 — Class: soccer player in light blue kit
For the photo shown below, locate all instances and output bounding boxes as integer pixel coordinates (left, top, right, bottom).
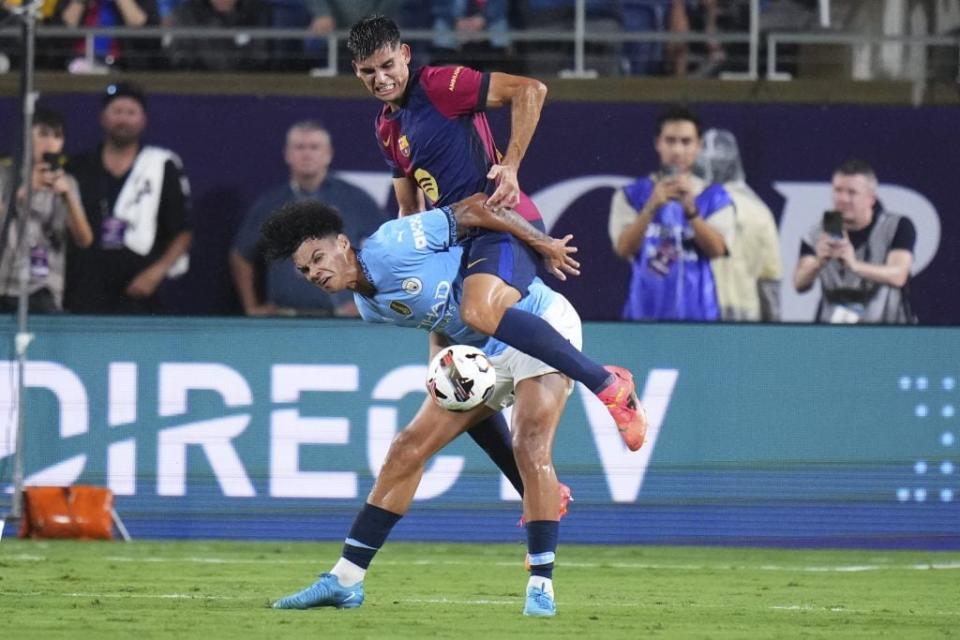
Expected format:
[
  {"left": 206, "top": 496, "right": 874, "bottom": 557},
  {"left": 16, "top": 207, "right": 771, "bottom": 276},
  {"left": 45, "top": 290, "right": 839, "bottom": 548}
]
[{"left": 262, "top": 193, "right": 633, "bottom": 617}]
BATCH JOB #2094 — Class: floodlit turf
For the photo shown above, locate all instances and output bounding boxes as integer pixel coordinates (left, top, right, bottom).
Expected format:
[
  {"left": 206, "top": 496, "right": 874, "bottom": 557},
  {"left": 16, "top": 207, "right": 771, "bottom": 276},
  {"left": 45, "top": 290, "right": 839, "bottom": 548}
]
[{"left": 1, "top": 539, "right": 958, "bottom": 639}]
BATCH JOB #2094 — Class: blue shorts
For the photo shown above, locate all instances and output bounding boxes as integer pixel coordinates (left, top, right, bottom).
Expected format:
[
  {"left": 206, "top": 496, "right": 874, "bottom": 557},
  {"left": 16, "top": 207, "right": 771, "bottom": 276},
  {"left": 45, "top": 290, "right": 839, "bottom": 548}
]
[{"left": 460, "top": 224, "right": 544, "bottom": 296}]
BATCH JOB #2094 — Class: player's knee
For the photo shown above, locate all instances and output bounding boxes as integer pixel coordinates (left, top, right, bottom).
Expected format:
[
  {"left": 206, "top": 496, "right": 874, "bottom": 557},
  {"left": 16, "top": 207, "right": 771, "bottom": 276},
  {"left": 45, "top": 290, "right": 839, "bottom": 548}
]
[
  {"left": 511, "top": 426, "right": 550, "bottom": 471},
  {"left": 460, "top": 300, "right": 500, "bottom": 335},
  {"left": 385, "top": 429, "right": 427, "bottom": 470}
]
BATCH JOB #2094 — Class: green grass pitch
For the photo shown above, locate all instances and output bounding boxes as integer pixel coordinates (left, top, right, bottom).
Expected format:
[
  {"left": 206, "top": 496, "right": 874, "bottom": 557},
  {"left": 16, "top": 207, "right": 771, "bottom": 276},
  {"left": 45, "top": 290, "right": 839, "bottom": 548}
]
[{"left": 1, "top": 539, "right": 958, "bottom": 639}]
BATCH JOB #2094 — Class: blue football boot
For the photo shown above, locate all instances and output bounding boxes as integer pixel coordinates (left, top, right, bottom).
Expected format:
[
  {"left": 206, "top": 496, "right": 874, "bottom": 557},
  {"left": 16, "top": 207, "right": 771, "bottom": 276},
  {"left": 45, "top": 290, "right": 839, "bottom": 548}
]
[
  {"left": 271, "top": 573, "right": 364, "bottom": 610},
  {"left": 522, "top": 584, "right": 556, "bottom": 617}
]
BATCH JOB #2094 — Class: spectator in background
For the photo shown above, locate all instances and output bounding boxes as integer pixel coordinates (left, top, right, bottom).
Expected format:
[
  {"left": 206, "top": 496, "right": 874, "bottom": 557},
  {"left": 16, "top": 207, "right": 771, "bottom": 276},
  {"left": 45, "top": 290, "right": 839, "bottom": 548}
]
[
  {"left": 4, "top": 0, "right": 64, "bottom": 71},
  {"left": 65, "top": 82, "right": 193, "bottom": 314},
  {"left": 793, "top": 159, "right": 916, "bottom": 324},
  {"left": 0, "top": 107, "right": 93, "bottom": 312},
  {"left": 230, "top": 121, "right": 384, "bottom": 317},
  {"left": 167, "top": 0, "right": 271, "bottom": 71},
  {"left": 306, "top": 0, "right": 400, "bottom": 37},
  {"left": 53, "top": 0, "right": 160, "bottom": 72},
  {"left": 429, "top": 0, "right": 515, "bottom": 72},
  {"left": 294, "top": 0, "right": 401, "bottom": 74},
  {"left": 665, "top": 0, "right": 723, "bottom": 76},
  {"left": 156, "top": 0, "right": 181, "bottom": 24},
  {"left": 695, "top": 128, "right": 782, "bottom": 322},
  {"left": 608, "top": 105, "right": 734, "bottom": 321},
  {"left": 0, "top": 2, "right": 15, "bottom": 74},
  {"left": 519, "top": 0, "right": 625, "bottom": 76},
  {"left": 621, "top": 0, "right": 671, "bottom": 75}
]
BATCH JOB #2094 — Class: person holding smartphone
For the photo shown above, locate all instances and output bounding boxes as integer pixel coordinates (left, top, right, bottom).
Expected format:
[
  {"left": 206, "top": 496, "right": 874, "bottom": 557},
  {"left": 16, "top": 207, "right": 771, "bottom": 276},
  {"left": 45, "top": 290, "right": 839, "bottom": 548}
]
[
  {"left": 0, "top": 106, "right": 93, "bottom": 313},
  {"left": 607, "top": 104, "right": 735, "bottom": 321},
  {"left": 793, "top": 159, "right": 917, "bottom": 324}
]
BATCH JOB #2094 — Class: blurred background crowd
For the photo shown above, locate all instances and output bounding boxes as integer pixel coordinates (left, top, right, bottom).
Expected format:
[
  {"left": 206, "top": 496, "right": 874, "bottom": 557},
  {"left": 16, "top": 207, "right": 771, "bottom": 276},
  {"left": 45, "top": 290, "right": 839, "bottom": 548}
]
[{"left": 0, "top": 0, "right": 957, "bottom": 81}]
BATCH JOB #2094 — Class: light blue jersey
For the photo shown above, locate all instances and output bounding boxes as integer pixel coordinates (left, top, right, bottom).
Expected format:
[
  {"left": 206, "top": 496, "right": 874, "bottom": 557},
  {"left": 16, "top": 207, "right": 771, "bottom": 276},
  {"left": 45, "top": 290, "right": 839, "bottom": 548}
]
[{"left": 354, "top": 207, "right": 556, "bottom": 357}]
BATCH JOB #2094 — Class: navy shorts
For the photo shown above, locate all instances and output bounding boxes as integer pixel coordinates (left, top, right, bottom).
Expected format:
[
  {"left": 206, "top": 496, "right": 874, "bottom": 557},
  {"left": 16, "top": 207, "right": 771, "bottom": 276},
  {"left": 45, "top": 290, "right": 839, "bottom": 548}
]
[{"left": 460, "top": 223, "right": 544, "bottom": 296}]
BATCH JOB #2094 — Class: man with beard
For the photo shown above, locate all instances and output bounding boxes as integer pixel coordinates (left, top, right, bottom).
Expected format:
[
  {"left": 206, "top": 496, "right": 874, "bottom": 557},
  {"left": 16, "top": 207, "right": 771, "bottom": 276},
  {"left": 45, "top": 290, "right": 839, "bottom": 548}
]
[{"left": 65, "top": 81, "right": 192, "bottom": 314}]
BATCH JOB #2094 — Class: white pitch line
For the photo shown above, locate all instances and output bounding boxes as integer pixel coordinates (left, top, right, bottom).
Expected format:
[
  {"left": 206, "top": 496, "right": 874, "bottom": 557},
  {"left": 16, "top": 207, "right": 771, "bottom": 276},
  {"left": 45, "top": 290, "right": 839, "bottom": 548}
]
[
  {"left": 0, "top": 591, "right": 242, "bottom": 600},
  {"left": 0, "top": 591, "right": 955, "bottom": 616},
  {"left": 769, "top": 605, "right": 960, "bottom": 617},
  {"left": 80, "top": 557, "right": 960, "bottom": 573},
  {"left": 771, "top": 605, "right": 865, "bottom": 613},
  {"left": 6, "top": 554, "right": 960, "bottom": 573}
]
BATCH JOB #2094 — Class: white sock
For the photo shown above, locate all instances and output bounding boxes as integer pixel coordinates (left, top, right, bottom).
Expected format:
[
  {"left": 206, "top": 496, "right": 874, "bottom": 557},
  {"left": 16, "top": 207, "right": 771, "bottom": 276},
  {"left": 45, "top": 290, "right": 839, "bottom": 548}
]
[
  {"left": 330, "top": 558, "right": 366, "bottom": 587},
  {"left": 527, "top": 576, "right": 554, "bottom": 598}
]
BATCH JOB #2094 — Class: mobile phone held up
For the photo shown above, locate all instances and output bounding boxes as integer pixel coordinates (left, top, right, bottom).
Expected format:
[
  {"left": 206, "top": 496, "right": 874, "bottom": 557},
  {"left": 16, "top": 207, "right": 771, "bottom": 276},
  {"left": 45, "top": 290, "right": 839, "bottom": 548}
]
[
  {"left": 822, "top": 209, "right": 844, "bottom": 239},
  {"left": 42, "top": 152, "right": 66, "bottom": 170}
]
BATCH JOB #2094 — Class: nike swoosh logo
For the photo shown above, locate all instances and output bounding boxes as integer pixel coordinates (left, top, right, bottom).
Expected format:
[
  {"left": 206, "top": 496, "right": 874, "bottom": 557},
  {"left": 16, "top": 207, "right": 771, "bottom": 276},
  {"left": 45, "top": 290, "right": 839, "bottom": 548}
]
[
  {"left": 382, "top": 136, "right": 392, "bottom": 147},
  {"left": 467, "top": 258, "right": 487, "bottom": 269}
]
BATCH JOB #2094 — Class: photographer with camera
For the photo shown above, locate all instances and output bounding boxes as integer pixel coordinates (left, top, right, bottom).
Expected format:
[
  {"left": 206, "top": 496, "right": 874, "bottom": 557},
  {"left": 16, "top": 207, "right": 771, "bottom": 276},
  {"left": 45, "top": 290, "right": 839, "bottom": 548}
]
[
  {"left": 0, "top": 106, "right": 93, "bottom": 313},
  {"left": 793, "top": 159, "right": 916, "bottom": 324},
  {"left": 607, "top": 105, "right": 734, "bottom": 321}
]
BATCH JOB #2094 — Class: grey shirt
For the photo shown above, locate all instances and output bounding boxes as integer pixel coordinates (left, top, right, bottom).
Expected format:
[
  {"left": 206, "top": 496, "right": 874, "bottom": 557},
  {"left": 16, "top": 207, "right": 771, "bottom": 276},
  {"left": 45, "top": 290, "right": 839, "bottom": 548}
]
[{"left": 0, "top": 164, "right": 80, "bottom": 308}]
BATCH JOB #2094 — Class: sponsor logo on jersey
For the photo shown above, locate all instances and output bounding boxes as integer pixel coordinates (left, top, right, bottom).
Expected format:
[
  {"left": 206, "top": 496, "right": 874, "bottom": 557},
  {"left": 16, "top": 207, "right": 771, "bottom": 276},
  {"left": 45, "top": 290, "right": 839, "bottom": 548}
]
[
  {"left": 448, "top": 66, "right": 463, "bottom": 92},
  {"left": 382, "top": 134, "right": 392, "bottom": 147},
  {"left": 415, "top": 168, "right": 440, "bottom": 203},
  {"left": 398, "top": 135, "right": 410, "bottom": 158},
  {"left": 402, "top": 278, "right": 422, "bottom": 295},
  {"left": 390, "top": 301, "right": 413, "bottom": 316},
  {"left": 407, "top": 216, "right": 427, "bottom": 249}
]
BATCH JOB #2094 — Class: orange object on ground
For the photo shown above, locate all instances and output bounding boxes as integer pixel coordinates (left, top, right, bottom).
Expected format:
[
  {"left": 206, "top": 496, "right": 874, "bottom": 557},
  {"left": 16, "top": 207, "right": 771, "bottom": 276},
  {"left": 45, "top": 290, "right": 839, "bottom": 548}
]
[{"left": 18, "top": 486, "right": 114, "bottom": 540}]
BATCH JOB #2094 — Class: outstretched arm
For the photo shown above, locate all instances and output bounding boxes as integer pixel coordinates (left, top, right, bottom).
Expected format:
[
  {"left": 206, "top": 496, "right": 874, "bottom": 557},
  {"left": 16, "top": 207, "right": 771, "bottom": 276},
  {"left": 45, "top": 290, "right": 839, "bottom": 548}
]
[
  {"left": 484, "top": 72, "right": 547, "bottom": 210},
  {"left": 450, "top": 193, "right": 579, "bottom": 280}
]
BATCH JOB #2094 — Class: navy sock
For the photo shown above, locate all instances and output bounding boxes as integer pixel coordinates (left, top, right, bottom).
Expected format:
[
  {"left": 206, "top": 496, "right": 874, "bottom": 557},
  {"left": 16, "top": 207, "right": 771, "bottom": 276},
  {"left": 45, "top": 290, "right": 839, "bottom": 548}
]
[
  {"left": 341, "top": 503, "right": 402, "bottom": 569},
  {"left": 467, "top": 412, "right": 524, "bottom": 496},
  {"left": 492, "top": 307, "right": 611, "bottom": 393},
  {"left": 526, "top": 520, "right": 559, "bottom": 580}
]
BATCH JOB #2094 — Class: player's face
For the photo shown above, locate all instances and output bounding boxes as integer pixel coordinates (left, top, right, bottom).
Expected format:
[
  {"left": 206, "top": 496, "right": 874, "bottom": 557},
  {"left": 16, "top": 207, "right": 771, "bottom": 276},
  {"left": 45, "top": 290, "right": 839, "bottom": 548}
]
[
  {"left": 352, "top": 43, "right": 412, "bottom": 107},
  {"left": 832, "top": 173, "right": 876, "bottom": 227},
  {"left": 292, "top": 234, "right": 353, "bottom": 293},
  {"left": 654, "top": 120, "right": 701, "bottom": 173},
  {"left": 284, "top": 128, "right": 332, "bottom": 180},
  {"left": 101, "top": 97, "right": 146, "bottom": 147}
]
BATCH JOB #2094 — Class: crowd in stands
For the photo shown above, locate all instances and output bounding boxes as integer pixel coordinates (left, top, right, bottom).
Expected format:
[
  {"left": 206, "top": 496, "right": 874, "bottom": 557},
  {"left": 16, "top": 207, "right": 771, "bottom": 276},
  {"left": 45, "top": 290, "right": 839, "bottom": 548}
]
[
  {"left": 0, "top": 1, "right": 822, "bottom": 76},
  {"left": 2, "top": 1, "right": 955, "bottom": 80}
]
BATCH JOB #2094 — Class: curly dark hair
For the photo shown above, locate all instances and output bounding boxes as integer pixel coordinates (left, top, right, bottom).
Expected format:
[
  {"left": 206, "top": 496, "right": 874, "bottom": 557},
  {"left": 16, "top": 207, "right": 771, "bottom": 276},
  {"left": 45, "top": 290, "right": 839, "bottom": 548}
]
[
  {"left": 259, "top": 200, "right": 344, "bottom": 262},
  {"left": 347, "top": 14, "right": 401, "bottom": 62}
]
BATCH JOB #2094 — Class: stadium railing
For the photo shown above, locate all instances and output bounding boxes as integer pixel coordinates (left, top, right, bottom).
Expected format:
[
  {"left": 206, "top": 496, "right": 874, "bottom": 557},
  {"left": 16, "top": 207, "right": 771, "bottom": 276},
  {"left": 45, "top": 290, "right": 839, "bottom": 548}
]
[{"left": 0, "top": 1, "right": 956, "bottom": 88}]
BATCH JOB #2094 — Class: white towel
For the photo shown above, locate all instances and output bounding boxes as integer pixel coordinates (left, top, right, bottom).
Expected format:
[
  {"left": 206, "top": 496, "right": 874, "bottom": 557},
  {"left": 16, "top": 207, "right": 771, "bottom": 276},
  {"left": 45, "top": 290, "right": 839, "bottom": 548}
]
[{"left": 113, "top": 146, "right": 188, "bottom": 278}]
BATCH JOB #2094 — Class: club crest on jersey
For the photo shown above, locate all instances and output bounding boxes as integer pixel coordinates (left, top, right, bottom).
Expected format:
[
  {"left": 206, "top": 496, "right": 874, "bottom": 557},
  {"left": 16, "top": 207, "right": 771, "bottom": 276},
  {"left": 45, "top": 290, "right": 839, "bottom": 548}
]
[
  {"left": 390, "top": 301, "right": 413, "bottom": 316},
  {"left": 414, "top": 168, "right": 440, "bottom": 203},
  {"left": 402, "top": 278, "right": 422, "bottom": 295},
  {"left": 398, "top": 135, "right": 411, "bottom": 157}
]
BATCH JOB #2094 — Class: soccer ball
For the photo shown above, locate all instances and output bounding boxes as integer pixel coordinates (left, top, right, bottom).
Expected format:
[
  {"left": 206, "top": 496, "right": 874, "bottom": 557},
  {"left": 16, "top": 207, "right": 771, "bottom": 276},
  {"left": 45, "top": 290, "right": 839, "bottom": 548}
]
[{"left": 426, "top": 344, "right": 497, "bottom": 412}]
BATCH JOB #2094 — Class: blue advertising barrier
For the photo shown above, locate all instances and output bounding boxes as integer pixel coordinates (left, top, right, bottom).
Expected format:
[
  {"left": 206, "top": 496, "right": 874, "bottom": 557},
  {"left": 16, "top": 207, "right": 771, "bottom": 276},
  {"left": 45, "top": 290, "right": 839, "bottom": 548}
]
[{"left": 1, "top": 316, "right": 957, "bottom": 549}]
